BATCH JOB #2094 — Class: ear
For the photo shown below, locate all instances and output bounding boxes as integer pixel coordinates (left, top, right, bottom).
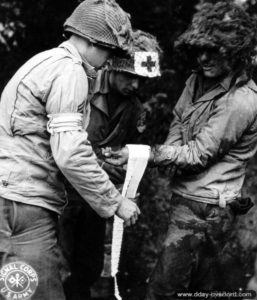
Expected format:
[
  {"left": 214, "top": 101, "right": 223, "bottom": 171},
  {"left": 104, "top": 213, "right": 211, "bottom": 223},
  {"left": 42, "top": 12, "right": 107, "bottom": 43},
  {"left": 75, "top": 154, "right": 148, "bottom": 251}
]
[{"left": 87, "top": 42, "right": 95, "bottom": 50}]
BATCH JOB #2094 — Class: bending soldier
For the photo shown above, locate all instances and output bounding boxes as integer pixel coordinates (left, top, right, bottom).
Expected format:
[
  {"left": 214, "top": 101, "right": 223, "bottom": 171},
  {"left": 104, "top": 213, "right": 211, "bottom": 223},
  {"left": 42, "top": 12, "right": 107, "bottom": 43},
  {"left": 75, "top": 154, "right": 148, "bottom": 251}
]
[
  {"left": 59, "top": 29, "right": 161, "bottom": 299},
  {"left": 0, "top": 1, "right": 140, "bottom": 299}
]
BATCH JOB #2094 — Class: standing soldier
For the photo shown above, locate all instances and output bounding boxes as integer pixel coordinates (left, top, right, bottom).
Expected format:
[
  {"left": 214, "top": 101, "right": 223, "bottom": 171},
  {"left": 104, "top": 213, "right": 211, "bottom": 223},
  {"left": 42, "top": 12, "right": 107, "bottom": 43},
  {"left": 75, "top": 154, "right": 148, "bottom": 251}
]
[
  {"left": 105, "top": 2, "right": 257, "bottom": 298},
  {"left": 60, "top": 29, "right": 161, "bottom": 300},
  {"left": 0, "top": 1, "right": 140, "bottom": 299}
]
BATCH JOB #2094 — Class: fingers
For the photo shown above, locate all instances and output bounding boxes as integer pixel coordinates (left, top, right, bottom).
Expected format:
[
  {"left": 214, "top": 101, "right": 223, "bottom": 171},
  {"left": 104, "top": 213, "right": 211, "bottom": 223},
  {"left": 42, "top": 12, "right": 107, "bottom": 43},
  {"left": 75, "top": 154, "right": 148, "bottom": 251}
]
[
  {"left": 124, "top": 219, "right": 131, "bottom": 227},
  {"left": 134, "top": 193, "right": 141, "bottom": 202},
  {"left": 124, "top": 209, "right": 140, "bottom": 227},
  {"left": 105, "top": 158, "right": 124, "bottom": 166},
  {"left": 101, "top": 147, "right": 112, "bottom": 158},
  {"left": 136, "top": 205, "right": 141, "bottom": 215},
  {"left": 124, "top": 215, "right": 137, "bottom": 227},
  {"left": 102, "top": 147, "right": 122, "bottom": 158},
  {"left": 116, "top": 198, "right": 140, "bottom": 226},
  {"left": 102, "top": 147, "right": 129, "bottom": 166}
]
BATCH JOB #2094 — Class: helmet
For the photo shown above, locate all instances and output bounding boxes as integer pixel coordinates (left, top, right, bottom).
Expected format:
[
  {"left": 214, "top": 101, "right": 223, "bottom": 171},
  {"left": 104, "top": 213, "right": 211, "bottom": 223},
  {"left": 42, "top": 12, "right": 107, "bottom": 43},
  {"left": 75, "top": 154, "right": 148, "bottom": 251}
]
[
  {"left": 109, "top": 30, "right": 161, "bottom": 78},
  {"left": 175, "top": 2, "right": 257, "bottom": 69},
  {"left": 64, "top": 0, "right": 133, "bottom": 55}
]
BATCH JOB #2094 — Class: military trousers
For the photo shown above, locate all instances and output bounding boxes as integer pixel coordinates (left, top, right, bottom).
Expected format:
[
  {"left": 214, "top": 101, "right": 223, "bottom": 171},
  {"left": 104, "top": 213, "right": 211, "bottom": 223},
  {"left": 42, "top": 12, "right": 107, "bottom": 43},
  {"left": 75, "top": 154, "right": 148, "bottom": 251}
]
[
  {"left": 59, "top": 188, "right": 106, "bottom": 300},
  {"left": 145, "top": 194, "right": 236, "bottom": 300},
  {"left": 0, "top": 196, "right": 65, "bottom": 300}
]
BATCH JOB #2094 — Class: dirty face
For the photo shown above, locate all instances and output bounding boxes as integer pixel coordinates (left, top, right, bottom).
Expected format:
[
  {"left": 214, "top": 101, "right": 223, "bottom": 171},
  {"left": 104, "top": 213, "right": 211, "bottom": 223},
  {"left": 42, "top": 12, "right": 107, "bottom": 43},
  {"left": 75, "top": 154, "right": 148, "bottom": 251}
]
[
  {"left": 109, "top": 71, "right": 141, "bottom": 96},
  {"left": 197, "top": 49, "right": 231, "bottom": 79}
]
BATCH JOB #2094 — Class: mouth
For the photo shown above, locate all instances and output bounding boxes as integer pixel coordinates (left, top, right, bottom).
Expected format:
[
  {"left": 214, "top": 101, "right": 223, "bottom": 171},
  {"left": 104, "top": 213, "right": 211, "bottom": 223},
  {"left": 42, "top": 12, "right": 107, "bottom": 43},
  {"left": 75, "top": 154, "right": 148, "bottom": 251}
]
[
  {"left": 202, "top": 63, "right": 215, "bottom": 69},
  {"left": 124, "top": 89, "right": 138, "bottom": 96},
  {"left": 202, "top": 66, "right": 215, "bottom": 73}
]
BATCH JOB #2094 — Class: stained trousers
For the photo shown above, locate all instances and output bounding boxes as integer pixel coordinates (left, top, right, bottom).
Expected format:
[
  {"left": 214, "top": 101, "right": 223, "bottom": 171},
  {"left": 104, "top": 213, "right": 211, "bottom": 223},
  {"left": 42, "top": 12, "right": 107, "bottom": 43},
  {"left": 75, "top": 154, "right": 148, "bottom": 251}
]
[{"left": 145, "top": 195, "right": 235, "bottom": 300}]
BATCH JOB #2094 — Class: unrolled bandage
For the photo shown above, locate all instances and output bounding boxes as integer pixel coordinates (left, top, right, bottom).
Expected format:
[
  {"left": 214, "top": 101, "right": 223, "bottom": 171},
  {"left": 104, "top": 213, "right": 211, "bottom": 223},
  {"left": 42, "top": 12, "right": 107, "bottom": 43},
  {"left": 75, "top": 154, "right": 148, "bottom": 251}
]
[
  {"left": 111, "top": 144, "right": 151, "bottom": 300},
  {"left": 47, "top": 113, "right": 83, "bottom": 134}
]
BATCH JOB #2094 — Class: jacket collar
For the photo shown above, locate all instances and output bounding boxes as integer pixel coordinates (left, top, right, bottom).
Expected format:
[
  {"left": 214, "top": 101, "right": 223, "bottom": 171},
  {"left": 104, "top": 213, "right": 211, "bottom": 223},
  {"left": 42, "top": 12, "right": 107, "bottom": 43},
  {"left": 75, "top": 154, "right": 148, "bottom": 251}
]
[
  {"left": 92, "top": 69, "right": 110, "bottom": 95},
  {"left": 59, "top": 41, "right": 97, "bottom": 78},
  {"left": 92, "top": 95, "right": 109, "bottom": 116},
  {"left": 90, "top": 70, "right": 110, "bottom": 116},
  {"left": 246, "top": 79, "right": 257, "bottom": 93},
  {"left": 186, "top": 71, "right": 255, "bottom": 103},
  {"left": 59, "top": 41, "right": 82, "bottom": 62}
]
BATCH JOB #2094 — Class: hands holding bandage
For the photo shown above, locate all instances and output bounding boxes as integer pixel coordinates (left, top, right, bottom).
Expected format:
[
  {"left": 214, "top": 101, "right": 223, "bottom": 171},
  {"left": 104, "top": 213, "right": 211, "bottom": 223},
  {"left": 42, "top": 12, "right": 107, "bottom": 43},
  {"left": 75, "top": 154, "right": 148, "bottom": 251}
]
[
  {"left": 116, "top": 197, "right": 141, "bottom": 227},
  {"left": 102, "top": 146, "right": 154, "bottom": 166},
  {"left": 102, "top": 145, "right": 151, "bottom": 227},
  {"left": 102, "top": 146, "right": 130, "bottom": 166}
]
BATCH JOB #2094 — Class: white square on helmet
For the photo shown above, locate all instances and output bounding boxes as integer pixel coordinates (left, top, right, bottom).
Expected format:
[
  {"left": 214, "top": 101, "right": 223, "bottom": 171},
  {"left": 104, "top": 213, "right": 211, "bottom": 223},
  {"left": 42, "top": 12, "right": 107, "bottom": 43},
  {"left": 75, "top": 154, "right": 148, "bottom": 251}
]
[{"left": 134, "top": 52, "right": 160, "bottom": 78}]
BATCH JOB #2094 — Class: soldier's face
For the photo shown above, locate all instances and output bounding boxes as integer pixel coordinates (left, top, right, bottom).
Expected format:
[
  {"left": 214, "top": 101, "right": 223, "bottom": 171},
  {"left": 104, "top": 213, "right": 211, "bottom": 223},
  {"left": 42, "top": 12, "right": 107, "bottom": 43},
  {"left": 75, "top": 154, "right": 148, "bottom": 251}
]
[
  {"left": 110, "top": 72, "right": 141, "bottom": 96},
  {"left": 197, "top": 50, "right": 231, "bottom": 79},
  {"left": 85, "top": 44, "right": 112, "bottom": 69}
]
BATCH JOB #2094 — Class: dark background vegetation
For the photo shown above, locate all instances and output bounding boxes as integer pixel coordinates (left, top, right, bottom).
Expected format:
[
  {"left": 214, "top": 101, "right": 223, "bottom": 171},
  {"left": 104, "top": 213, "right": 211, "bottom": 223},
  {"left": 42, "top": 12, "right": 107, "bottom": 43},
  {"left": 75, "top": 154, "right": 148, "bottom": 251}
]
[{"left": 1, "top": 0, "right": 257, "bottom": 299}]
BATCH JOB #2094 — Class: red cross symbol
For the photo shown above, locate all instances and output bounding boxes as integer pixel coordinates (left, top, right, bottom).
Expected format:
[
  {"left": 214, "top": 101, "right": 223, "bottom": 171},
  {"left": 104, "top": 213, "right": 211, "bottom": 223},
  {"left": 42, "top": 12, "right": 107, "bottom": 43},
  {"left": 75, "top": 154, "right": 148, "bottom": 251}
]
[{"left": 141, "top": 55, "right": 156, "bottom": 72}]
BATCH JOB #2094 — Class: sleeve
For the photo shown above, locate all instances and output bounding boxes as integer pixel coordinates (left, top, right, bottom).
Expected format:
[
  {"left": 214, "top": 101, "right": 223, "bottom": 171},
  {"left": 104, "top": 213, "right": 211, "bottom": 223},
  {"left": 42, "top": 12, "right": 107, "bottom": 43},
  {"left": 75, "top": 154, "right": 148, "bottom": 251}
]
[
  {"left": 164, "top": 75, "right": 194, "bottom": 147},
  {"left": 164, "top": 107, "right": 183, "bottom": 146},
  {"left": 153, "top": 90, "right": 254, "bottom": 171},
  {"left": 46, "top": 61, "right": 124, "bottom": 218}
]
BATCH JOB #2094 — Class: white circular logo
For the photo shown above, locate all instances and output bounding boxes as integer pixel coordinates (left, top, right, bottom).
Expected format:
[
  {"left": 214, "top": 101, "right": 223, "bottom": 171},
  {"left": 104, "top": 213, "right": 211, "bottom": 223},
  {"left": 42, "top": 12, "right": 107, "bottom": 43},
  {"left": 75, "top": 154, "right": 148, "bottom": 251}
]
[{"left": 0, "top": 262, "right": 38, "bottom": 300}]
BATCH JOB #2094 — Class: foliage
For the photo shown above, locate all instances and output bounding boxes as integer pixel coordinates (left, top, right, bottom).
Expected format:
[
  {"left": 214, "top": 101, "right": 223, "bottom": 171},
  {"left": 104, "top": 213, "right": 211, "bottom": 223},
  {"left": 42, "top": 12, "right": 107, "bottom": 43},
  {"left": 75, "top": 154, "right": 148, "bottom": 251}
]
[{"left": 0, "top": 1, "right": 25, "bottom": 51}]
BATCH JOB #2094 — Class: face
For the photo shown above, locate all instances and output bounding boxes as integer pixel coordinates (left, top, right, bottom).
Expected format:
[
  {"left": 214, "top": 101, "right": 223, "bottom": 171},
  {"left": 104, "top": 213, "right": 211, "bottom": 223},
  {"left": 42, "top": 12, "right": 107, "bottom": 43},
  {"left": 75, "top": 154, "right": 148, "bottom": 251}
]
[
  {"left": 82, "top": 43, "right": 112, "bottom": 69},
  {"left": 109, "top": 71, "right": 141, "bottom": 96},
  {"left": 197, "top": 49, "right": 231, "bottom": 79}
]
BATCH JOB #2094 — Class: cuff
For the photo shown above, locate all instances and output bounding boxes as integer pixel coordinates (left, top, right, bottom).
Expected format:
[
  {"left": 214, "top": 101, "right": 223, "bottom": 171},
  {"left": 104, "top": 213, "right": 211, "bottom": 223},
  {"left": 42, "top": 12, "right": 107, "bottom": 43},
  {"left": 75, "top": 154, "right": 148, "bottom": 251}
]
[{"left": 150, "top": 144, "right": 176, "bottom": 166}]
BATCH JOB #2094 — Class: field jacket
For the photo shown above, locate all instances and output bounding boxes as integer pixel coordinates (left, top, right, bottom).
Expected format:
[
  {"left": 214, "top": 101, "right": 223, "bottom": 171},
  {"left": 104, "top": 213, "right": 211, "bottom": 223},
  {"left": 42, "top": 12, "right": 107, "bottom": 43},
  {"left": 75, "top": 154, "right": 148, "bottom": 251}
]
[
  {"left": 154, "top": 73, "right": 257, "bottom": 206},
  {"left": 87, "top": 69, "right": 145, "bottom": 154},
  {"left": 0, "top": 41, "right": 124, "bottom": 217}
]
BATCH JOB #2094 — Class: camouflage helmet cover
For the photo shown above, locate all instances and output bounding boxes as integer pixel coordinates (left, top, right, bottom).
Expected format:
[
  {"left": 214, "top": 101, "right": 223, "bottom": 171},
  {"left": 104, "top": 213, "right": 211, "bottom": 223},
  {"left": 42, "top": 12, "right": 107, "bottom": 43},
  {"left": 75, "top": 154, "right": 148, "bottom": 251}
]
[
  {"left": 175, "top": 1, "right": 257, "bottom": 65},
  {"left": 109, "top": 30, "right": 162, "bottom": 78}
]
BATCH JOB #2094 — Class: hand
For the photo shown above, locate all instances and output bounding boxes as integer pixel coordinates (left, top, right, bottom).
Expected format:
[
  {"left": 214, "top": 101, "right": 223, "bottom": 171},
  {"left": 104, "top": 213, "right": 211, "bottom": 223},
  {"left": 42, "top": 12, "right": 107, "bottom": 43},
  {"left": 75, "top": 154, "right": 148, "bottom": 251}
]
[
  {"left": 116, "top": 197, "right": 141, "bottom": 227},
  {"left": 101, "top": 162, "right": 126, "bottom": 185},
  {"left": 102, "top": 147, "right": 129, "bottom": 166},
  {"left": 129, "top": 193, "right": 140, "bottom": 203}
]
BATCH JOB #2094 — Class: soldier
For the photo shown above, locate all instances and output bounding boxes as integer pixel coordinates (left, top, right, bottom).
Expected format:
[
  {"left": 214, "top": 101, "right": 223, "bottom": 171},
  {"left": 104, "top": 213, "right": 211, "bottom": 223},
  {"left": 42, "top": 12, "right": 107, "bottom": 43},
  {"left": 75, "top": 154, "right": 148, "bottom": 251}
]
[
  {"left": 60, "top": 29, "right": 161, "bottom": 300},
  {"left": 105, "top": 2, "right": 257, "bottom": 298},
  {"left": 0, "top": 1, "right": 140, "bottom": 299}
]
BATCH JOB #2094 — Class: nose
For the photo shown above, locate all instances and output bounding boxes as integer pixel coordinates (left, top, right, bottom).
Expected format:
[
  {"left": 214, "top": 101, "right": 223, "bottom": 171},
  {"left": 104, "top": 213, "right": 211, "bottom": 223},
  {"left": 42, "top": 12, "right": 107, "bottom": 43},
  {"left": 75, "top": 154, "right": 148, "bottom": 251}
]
[
  {"left": 198, "top": 51, "right": 210, "bottom": 64},
  {"left": 131, "top": 79, "right": 139, "bottom": 90}
]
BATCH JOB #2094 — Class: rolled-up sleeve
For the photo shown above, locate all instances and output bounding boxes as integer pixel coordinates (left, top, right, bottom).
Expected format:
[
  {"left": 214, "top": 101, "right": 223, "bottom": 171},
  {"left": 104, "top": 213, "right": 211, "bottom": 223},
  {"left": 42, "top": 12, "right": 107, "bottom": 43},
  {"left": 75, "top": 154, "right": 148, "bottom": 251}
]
[
  {"left": 46, "top": 60, "right": 123, "bottom": 218},
  {"left": 153, "top": 90, "right": 254, "bottom": 171}
]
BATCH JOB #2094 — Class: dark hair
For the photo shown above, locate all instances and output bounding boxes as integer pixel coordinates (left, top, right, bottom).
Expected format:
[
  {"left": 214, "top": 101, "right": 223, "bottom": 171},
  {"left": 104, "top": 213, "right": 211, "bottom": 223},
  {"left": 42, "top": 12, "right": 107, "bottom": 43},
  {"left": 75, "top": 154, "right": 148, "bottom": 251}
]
[{"left": 175, "top": 1, "right": 257, "bottom": 79}]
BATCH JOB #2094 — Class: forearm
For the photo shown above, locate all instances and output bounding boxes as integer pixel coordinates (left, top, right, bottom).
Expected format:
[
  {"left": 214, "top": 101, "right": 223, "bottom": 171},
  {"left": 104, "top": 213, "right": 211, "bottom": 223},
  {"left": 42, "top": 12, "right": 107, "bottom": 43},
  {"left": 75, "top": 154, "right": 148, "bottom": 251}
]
[
  {"left": 164, "top": 110, "right": 183, "bottom": 147},
  {"left": 151, "top": 142, "right": 208, "bottom": 171},
  {"left": 51, "top": 131, "right": 124, "bottom": 218}
]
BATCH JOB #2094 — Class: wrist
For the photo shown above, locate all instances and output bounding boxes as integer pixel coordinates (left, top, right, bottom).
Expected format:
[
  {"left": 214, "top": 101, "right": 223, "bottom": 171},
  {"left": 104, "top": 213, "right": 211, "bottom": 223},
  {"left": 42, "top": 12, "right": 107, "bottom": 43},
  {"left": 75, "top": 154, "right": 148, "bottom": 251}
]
[{"left": 116, "top": 195, "right": 126, "bottom": 213}]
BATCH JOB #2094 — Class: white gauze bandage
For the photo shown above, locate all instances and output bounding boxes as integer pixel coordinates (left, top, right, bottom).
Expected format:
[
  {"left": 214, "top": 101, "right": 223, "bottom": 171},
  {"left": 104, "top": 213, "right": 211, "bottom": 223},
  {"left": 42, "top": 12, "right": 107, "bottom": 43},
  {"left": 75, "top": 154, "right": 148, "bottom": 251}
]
[
  {"left": 47, "top": 113, "right": 83, "bottom": 134},
  {"left": 111, "top": 144, "right": 151, "bottom": 300}
]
